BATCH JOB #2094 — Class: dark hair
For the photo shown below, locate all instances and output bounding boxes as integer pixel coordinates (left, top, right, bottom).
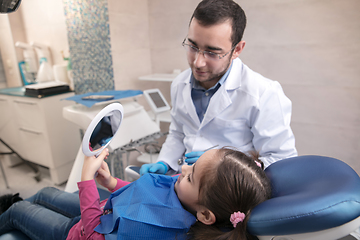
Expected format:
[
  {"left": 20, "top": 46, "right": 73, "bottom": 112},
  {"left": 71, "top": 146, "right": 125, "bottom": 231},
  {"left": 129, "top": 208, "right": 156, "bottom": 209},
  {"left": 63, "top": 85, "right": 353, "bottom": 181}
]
[
  {"left": 187, "top": 148, "right": 271, "bottom": 240},
  {"left": 190, "top": 0, "right": 247, "bottom": 47}
]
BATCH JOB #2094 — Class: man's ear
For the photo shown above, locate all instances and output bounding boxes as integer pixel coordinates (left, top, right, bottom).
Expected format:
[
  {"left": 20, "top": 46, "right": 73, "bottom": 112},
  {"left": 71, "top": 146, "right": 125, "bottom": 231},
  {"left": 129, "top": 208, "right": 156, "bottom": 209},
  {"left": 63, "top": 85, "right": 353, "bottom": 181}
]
[
  {"left": 196, "top": 207, "right": 216, "bottom": 225},
  {"left": 231, "top": 40, "right": 246, "bottom": 60}
]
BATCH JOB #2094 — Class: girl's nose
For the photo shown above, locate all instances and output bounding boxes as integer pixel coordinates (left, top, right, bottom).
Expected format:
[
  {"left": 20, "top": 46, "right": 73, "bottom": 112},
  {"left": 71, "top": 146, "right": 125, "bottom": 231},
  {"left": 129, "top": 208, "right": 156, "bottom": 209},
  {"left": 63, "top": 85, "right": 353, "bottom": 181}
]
[{"left": 181, "top": 164, "right": 191, "bottom": 174}]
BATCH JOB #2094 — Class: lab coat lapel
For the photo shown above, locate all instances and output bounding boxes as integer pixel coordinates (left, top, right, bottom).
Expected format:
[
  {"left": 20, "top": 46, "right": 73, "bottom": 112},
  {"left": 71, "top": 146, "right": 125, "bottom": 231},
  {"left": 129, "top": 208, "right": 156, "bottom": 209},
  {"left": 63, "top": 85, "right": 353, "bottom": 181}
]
[
  {"left": 200, "top": 58, "right": 242, "bottom": 128},
  {"left": 183, "top": 82, "right": 201, "bottom": 126},
  {"left": 200, "top": 86, "right": 231, "bottom": 128}
]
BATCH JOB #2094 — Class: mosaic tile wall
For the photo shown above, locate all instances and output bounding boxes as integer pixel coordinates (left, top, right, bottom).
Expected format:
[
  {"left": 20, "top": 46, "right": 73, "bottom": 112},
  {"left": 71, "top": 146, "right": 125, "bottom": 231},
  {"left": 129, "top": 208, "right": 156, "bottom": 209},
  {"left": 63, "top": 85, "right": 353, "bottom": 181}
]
[
  {"left": 62, "top": 0, "right": 124, "bottom": 178},
  {"left": 63, "top": 0, "right": 114, "bottom": 94}
]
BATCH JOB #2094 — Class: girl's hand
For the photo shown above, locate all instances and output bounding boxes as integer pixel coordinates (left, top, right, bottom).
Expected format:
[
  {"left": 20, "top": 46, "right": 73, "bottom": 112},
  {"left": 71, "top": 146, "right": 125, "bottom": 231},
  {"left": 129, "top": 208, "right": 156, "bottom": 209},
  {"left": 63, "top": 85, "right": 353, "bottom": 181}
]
[
  {"left": 81, "top": 148, "right": 109, "bottom": 182},
  {"left": 96, "top": 159, "right": 117, "bottom": 191}
]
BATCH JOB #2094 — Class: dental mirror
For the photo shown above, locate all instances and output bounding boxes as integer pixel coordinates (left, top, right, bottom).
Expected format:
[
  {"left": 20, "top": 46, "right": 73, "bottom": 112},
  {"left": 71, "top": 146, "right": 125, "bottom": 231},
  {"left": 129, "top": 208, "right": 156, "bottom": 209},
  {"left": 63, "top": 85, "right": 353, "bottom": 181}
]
[
  {"left": 82, "top": 103, "right": 124, "bottom": 157},
  {"left": 0, "top": 0, "right": 22, "bottom": 14}
]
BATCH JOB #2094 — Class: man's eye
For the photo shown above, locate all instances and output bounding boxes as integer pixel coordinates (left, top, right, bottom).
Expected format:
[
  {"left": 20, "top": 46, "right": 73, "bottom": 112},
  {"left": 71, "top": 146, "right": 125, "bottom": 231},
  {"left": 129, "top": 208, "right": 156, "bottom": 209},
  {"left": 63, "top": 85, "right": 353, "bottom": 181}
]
[
  {"left": 205, "top": 51, "right": 218, "bottom": 59},
  {"left": 189, "top": 45, "right": 198, "bottom": 52},
  {"left": 187, "top": 174, "right": 191, "bottom": 182}
]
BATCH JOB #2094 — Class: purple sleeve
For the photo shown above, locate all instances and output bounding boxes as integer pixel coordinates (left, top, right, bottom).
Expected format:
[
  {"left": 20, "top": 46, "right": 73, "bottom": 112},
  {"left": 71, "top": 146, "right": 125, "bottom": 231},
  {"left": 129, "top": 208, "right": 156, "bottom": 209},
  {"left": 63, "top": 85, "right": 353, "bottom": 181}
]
[
  {"left": 111, "top": 178, "right": 130, "bottom": 192},
  {"left": 74, "top": 178, "right": 130, "bottom": 240},
  {"left": 77, "top": 180, "right": 105, "bottom": 240}
]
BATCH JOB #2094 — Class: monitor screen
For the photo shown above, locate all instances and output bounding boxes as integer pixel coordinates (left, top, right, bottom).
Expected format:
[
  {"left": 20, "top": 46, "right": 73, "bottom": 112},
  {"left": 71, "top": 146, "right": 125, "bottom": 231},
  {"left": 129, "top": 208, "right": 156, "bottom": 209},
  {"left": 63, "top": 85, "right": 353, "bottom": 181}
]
[{"left": 149, "top": 92, "right": 166, "bottom": 108}]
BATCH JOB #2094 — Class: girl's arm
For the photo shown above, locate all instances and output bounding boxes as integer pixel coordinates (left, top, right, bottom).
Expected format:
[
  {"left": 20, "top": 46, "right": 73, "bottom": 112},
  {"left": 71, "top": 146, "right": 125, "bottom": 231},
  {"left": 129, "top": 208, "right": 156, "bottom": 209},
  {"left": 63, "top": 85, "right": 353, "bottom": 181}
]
[
  {"left": 77, "top": 149, "right": 130, "bottom": 239},
  {"left": 78, "top": 149, "right": 109, "bottom": 239},
  {"left": 77, "top": 180, "right": 105, "bottom": 240},
  {"left": 94, "top": 155, "right": 130, "bottom": 191},
  {"left": 76, "top": 177, "right": 130, "bottom": 240},
  {"left": 93, "top": 150, "right": 130, "bottom": 191}
]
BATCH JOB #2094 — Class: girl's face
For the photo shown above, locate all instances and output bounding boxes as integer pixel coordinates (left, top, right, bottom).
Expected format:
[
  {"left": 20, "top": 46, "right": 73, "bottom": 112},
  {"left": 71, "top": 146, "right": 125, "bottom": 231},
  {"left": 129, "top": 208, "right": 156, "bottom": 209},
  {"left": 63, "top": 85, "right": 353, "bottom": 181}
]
[{"left": 174, "top": 149, "right": 218, "bottom": 213}]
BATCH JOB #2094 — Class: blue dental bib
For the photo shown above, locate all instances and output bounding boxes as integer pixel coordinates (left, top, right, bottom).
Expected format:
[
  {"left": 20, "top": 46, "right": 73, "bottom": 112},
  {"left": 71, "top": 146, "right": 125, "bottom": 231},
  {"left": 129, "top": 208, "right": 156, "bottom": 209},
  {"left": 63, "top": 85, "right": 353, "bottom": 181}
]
[{"left": 95, "top": 174, "right": 196, "bottom": 240}]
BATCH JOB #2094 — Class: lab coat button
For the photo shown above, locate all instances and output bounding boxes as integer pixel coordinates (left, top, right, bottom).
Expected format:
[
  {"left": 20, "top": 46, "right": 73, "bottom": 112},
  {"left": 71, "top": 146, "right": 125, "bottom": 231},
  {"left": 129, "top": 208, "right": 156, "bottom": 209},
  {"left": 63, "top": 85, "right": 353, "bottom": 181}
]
[{"left": 178, "top": 158, "right": 184, "bottom": 165}]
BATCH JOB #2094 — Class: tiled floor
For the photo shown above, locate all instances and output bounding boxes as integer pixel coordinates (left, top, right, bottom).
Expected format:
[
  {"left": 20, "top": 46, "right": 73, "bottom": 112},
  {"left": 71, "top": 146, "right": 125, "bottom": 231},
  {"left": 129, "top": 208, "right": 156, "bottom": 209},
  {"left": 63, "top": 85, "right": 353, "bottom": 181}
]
[
  {"left": 340, "top": 236, "right": 358, "bottom": 240},
  {"left": 0, "top": 158, "right": 65, "bottom": 199}
]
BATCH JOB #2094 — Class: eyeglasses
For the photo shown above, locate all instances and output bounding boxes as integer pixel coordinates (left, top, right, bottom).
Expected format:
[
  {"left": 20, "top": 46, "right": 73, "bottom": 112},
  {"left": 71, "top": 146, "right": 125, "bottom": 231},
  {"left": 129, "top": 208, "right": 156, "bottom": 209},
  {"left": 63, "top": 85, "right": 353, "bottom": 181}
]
[{"left": 182, "top": 38, "right": 235, "bottom": 61}]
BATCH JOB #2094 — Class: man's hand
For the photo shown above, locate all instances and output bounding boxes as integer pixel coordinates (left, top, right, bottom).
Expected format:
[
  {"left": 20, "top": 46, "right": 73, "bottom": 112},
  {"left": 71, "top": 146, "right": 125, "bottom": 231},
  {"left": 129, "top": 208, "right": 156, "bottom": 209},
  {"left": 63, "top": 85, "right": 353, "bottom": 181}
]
[
  {"left": 184, "top": 151, "right": 205, "bottom": 165},
  {"left": 139, "top": 162, "right": 168, "bottom": 176}
]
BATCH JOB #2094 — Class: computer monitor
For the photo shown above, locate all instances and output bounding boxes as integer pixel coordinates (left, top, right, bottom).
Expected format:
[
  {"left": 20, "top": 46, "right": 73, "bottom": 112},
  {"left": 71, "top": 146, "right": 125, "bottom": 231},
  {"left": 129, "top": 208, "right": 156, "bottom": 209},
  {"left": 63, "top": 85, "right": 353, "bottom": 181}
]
[{"left": 143, "top": 89, "right": 170, "bottom": 114}]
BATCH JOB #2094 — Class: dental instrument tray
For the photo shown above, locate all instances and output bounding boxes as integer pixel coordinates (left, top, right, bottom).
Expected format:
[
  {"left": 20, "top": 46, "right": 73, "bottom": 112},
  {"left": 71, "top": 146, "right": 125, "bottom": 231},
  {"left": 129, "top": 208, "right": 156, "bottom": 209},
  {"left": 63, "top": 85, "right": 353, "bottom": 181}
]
[
  {"left": 25, "top": 81, "right": 70, "bottom": 97},
  {"left": 81, "top": 95, "right": 114, "bottom": 100}
]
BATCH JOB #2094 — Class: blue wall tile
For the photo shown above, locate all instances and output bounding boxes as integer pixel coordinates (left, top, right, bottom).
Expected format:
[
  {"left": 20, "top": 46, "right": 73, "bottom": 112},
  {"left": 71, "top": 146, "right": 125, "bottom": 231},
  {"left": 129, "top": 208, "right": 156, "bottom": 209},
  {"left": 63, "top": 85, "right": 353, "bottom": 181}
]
[
  {"left": 63, "top": 0, "right": 124, "bottom": 178},
  {"left": 63, "top": 0, "right": 114, "bottom": 94}
]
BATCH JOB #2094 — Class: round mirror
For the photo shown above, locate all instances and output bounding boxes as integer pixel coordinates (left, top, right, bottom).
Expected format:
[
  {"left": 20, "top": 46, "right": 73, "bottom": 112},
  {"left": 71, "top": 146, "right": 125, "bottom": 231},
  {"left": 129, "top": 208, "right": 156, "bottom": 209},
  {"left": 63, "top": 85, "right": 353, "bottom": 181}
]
[
  {"left": 82, "top": 103, "right": 123, "bottom": 157},
  {"left": 0, "top": 0, "right": 22, "bottom": 14}
]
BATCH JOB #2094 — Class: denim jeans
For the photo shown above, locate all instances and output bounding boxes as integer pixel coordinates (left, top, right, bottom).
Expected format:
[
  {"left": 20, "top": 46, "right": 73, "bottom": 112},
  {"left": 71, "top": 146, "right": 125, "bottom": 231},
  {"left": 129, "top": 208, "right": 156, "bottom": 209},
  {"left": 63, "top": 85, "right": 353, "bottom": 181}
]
[{"left": 0, "top": 187, "right": 81, "bottom": 240}]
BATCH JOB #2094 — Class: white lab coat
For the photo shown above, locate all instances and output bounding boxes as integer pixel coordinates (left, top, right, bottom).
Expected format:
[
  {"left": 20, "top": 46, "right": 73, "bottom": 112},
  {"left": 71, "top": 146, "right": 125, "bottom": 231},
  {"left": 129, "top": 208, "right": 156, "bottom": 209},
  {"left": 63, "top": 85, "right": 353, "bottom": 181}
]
[{"left": 158, "top": 58, "right": 297, "bottom": 172}]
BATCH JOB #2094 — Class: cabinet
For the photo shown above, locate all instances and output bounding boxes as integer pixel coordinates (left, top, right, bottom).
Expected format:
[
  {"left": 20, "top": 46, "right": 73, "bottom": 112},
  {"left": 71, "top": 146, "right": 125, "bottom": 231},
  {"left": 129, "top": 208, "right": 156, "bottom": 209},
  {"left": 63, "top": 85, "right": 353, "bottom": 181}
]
[{"left": 0, "top": 88, "right": 80, "bottom": 184}]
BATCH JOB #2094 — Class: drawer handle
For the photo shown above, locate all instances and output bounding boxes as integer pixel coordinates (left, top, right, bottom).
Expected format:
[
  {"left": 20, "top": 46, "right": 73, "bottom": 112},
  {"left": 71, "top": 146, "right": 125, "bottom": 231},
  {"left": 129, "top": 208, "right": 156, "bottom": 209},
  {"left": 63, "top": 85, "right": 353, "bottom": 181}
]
[
  {"left": 14, "top": 100, "right": 36, "bottom": 105},
  {"left": 19, "top": 128, "right": 42, "bottom": 135}
]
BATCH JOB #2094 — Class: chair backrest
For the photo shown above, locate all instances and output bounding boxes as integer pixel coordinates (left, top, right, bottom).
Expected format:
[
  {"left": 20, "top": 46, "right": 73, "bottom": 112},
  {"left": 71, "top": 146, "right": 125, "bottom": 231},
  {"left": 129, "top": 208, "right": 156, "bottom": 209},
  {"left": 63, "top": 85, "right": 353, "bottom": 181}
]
[{"left": 247, "top": 155, "right": 360, "bottom": 236}]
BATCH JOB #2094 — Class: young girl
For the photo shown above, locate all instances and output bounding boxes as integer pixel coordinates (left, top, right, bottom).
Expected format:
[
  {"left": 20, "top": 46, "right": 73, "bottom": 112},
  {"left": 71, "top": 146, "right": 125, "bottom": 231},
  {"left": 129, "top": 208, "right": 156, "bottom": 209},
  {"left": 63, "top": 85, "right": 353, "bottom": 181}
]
[
  {"left": 186, "top": 148, "right": 272, "bottom": 240},
  {"left": 0, "top": 147, "right": 271, "bottom": 240}
]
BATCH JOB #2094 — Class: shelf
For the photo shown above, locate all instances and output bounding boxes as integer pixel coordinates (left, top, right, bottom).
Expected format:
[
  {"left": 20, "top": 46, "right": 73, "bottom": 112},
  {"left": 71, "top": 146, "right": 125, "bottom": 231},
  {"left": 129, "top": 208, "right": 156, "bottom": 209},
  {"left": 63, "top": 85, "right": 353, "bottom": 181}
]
[{"left": 138, "top": 73, "right": 179, "bottom": 82}]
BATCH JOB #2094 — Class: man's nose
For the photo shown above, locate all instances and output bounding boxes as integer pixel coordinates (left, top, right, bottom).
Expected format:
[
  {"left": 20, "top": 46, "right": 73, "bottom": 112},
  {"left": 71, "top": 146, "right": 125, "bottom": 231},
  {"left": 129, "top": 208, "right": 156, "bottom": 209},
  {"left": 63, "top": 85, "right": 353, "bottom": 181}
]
[{"left": 193, "top": 51, "right": 206, "bottom": 68}]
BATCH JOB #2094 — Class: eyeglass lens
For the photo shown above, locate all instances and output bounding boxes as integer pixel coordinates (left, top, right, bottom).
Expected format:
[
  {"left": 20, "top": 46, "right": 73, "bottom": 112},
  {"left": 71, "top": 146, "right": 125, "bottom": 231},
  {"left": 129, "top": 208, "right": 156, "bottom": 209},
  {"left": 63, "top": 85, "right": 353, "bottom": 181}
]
[{"left": 183, "top": 44, "right": 219, "bottom": 60}]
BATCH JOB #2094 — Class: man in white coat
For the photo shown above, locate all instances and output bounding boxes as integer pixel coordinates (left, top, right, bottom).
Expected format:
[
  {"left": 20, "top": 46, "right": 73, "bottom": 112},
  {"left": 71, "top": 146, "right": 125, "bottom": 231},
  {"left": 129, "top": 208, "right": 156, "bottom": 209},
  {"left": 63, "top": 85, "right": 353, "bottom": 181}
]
[{"left": 140, "top": 0, "right": 297, "bottom": 175}]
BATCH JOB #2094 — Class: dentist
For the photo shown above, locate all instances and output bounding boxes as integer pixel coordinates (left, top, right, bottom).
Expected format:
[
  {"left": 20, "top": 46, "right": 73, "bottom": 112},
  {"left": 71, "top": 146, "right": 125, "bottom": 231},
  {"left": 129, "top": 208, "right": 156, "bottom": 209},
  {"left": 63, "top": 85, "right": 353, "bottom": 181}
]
[{"left": 140, "top": 0, "right": 297, "bottom": 175}]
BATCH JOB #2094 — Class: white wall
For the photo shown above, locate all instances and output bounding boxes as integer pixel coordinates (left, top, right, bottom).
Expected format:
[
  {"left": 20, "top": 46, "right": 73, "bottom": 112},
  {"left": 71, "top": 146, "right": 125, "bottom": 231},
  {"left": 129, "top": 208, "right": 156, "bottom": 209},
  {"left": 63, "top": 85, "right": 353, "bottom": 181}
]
[
  {"left": 238, "top": 0, "right": 360, "bottom": 173},
  {"left": 108, "top": 0, "right": 172, "bottom": 107},
  {"left": 0, "top": 14, "right": 22, "bottom": 87},
  {"left": 108, "top": 0, "right": 151, "bottom": 89},
  {"left": 19, "top": 0, "right": 69, "bottom": 66},
  {"left": 0, "top": 0, "right": 70, "bottom": 87}
]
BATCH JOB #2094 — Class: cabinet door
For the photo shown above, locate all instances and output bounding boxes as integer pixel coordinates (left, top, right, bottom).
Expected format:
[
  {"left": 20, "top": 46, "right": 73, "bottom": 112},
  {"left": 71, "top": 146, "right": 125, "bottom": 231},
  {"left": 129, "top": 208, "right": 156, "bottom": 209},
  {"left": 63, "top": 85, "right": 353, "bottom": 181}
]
[
  {"left": 0, "top": 97, "right": 12, "bottom": 128},
  {"left": 13, "top": 99, "right": 46, "bottom": 132},
  {"left": 0, "top": 96, "right": 22, "bottom": 154},
  {"left": 18, "top": 127, "right": 52, "bottom": 167}
]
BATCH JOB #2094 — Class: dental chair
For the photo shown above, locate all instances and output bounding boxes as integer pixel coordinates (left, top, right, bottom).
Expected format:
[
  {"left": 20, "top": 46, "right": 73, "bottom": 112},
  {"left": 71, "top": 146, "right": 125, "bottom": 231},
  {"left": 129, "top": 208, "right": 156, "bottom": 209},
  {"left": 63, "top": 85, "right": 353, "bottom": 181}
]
[
  {"left": 248, "top": 155, "right": 360, "bottom": 240},
  {"left": 2, "top": 155, "right": 360, "bottom": 240}
]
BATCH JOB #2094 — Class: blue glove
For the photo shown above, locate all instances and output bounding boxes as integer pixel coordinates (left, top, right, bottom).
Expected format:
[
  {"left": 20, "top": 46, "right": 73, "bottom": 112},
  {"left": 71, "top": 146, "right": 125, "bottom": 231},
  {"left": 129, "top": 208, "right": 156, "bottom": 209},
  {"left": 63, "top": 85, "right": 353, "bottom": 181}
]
[
  {"left": 185, "top": 151, "right": 205, "bottom": 165},
  {"left": 140, "top": 162, "right": 168, "bottom": 176}
]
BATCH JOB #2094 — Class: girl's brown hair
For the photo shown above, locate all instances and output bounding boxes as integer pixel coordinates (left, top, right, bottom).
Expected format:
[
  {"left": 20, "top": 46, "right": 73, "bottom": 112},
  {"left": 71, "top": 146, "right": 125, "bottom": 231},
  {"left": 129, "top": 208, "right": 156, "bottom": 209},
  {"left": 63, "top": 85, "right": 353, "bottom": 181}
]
[{"left": 187, "top": 147, "right": 271, "bottom": 240}]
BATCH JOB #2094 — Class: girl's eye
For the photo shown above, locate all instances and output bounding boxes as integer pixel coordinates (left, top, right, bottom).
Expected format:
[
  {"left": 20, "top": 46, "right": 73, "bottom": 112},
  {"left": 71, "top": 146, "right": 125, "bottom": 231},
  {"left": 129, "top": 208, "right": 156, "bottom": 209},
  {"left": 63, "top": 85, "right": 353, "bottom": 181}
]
[{"left": 187, "top": 174, "right": 191, "bottom": 182}]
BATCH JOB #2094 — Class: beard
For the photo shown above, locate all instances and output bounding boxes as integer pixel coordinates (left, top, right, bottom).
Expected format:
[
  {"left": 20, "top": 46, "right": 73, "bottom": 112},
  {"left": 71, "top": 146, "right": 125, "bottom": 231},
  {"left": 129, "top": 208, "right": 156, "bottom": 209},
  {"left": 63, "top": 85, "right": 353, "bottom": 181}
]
[{"left": 191, "top": 56, "right": 232, "bottom": 87}]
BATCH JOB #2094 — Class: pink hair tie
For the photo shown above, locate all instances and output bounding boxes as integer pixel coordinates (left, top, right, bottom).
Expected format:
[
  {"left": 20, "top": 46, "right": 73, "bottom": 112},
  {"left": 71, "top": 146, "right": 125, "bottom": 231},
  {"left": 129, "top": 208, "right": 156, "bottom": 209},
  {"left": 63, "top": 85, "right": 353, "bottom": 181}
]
[
  {"left": 230, "top": 211, "right": 246, "bottom": 228},
  {"left": 255, "top": 161, "right": 262, "bottom": 168}
]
